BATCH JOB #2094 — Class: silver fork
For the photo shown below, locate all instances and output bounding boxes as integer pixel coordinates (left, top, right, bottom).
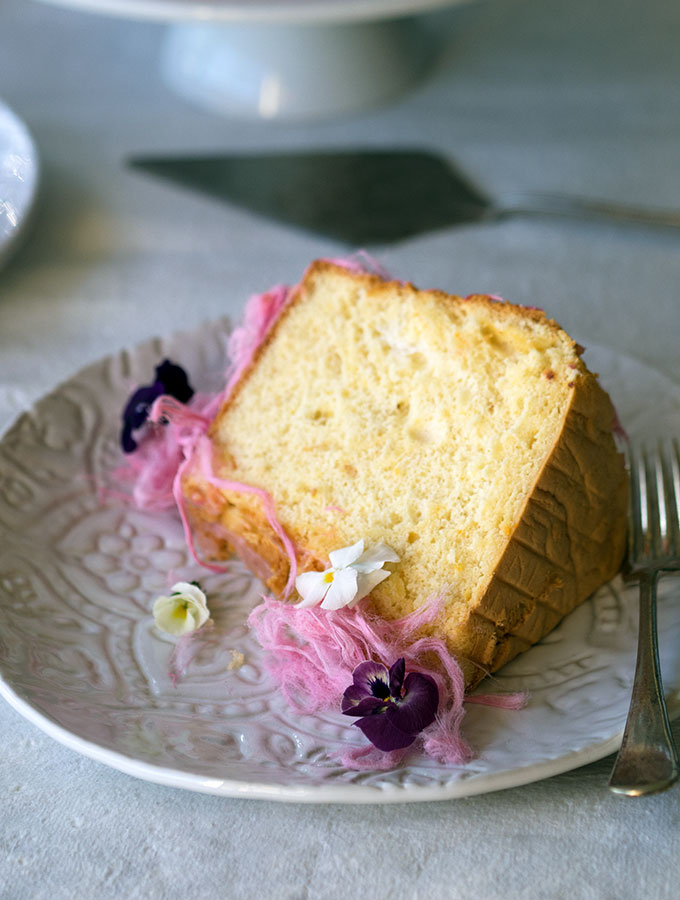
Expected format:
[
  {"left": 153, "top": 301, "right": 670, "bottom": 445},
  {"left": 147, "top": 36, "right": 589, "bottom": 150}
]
[{"left": 609, "top": 439, "right": 680, "bottom": 795}]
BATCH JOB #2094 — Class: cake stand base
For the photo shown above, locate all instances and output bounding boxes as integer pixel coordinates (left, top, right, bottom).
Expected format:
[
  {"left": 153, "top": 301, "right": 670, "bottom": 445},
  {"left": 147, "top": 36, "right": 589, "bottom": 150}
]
[{"left": 160, "top": 18, "right": 431, "bottom": 120}]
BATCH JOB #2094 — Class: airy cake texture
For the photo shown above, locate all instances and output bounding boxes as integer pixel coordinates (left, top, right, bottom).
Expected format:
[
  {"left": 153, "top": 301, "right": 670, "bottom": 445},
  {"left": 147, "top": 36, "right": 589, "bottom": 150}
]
[{"left": 183, "top": 261, "right": 627, "bottom": 687}]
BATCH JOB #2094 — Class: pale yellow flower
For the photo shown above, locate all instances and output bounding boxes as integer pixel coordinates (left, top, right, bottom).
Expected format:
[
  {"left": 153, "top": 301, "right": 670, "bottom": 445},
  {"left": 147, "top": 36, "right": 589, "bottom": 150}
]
[{"left": 153, "top": 581, "right": 210, "bottom": 635}]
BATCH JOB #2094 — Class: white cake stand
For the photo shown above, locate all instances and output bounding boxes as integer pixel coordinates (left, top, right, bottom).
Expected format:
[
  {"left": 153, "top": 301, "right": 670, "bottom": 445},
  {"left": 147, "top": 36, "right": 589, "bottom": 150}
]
[{"left": 33, "top": 0, "right": 471, "bottom": 119}]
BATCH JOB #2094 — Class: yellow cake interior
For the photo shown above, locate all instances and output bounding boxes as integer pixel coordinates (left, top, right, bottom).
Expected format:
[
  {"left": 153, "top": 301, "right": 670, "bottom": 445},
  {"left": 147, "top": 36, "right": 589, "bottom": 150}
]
[{"left": 207, "top": 263, "right": 598, "bottom": 661}]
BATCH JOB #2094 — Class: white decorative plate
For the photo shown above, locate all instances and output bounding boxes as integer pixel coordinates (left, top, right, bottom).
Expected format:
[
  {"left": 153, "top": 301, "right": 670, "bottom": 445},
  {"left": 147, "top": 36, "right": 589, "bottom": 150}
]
[
  {"left": 1, "top": 325, "right": 679, "bottom": 803},
  {"left": 0, "top": 98, "right": 39, "bottom": 269}
]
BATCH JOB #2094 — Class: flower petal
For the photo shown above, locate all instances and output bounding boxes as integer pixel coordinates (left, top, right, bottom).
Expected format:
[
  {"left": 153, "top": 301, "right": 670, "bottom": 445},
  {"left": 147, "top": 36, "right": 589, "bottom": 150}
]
[
  {"left": 120, "top": 383, "right": 165, "bottom": 453},
  {"left": 328, "top": 539, "right": 365, "bottom": 570},
  {"left": 320, "top": 566, "right": 358, "bottom": 610},
  {"left": 351, "top": 568, "right": 392, "bottom": 605},
  {"left": 155, "top": 359, "right": 194, "bottom": 403},
  {"left": 171, "top": 581, "right": 209, "bottom": 614},
  {"left": 153, "top": 581, "right": 211, "bottom": 635},
  {"left": 354, "top": 714, "right": 417, "bottom": 751},
  {"left": 351, "top": 660, "right": 391, "bottom": 698},
  {"left": 389, "top": 672, "right": 439, "bottom": 735},
  {"left": 294, "top": 570, "right": 331, "bottom": 608},
  {"left": 187, "top": 606, "right": 208, "bottom": 630},
  {"left": 341, "top": 694, "right": 387, "bottom": 717},
  {"left": 124, "top": 383, "right": 165, "bottom": 428},
  {"left": 352, "top": 542, "right": 400, "bottom": 573},
  {"left": 341, "top": 683, "right": 371, "bottom": 711},
  {"left": 120, "top": 423, "right": 137, "bottom": 455},
  {"left": 388, "top": 658, "right": 406, "bottom": 696},
  {"left": 153, "top": 596, "right": 198, "bottom": 635},
  {"left": 120, "top": 359, "right": 194, "bottom": 454}
]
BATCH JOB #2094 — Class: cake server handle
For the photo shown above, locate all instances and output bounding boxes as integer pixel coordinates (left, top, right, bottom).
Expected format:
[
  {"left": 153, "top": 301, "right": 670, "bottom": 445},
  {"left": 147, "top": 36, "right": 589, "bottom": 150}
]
[{"left": 495, "top": 191, "right": 680, "bottom": 229}]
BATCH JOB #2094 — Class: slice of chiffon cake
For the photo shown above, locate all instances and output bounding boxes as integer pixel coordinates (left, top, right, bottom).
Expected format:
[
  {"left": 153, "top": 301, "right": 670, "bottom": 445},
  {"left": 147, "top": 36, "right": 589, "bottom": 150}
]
[{"left": 182, "top": 261, "right": 627, "bottom": 687}]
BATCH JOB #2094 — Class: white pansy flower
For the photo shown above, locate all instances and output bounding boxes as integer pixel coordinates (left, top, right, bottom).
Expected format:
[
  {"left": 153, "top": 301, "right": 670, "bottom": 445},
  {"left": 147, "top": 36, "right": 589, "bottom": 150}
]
[
  {"left": 153, "top": 581, "right": 210, "bottom": 635},
  {"left": 295, "top": 539, "right": 400, "bottom": 611}
]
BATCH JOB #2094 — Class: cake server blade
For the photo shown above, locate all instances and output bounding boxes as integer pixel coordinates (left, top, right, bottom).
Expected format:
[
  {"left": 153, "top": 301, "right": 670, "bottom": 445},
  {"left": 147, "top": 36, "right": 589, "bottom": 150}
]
[{"left": 129, "top": 149, "right": 680, "bottom": 245}]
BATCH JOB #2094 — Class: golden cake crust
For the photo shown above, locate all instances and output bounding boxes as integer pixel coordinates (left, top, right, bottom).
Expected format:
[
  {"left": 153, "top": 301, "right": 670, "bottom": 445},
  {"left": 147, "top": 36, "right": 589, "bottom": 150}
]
[{"left": 446, "top": 373, "right": 627, "bottom": 684}]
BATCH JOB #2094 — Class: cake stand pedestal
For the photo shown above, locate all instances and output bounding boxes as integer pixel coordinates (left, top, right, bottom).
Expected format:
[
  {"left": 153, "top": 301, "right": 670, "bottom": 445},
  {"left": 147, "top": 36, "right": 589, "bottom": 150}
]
[
  {"left": 160, "top": 17, "right": 431, "bottom": 120},
  {"left": 34, "top": 0, "right": 469, "bottom": 120}
]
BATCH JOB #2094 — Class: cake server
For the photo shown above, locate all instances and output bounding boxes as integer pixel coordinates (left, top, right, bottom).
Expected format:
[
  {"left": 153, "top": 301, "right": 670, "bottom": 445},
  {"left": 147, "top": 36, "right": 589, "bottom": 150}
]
[{"left": 129, "top": 149, "right": 680, "bottom": 245}]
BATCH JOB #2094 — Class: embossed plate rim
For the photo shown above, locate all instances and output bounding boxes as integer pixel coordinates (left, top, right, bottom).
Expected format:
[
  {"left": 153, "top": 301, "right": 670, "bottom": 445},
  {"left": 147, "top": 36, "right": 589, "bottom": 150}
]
[{"left": 0, "top": 681, "right": 631, "bottom": 802}]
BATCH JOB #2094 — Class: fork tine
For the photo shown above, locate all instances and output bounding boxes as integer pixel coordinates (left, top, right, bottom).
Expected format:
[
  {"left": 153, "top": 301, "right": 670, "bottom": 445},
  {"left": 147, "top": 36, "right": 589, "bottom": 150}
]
[
  {"left": 628, "top": 442, "right": 645, "bottom": 563},
  {"left": 643, "top": 444, "right": 664, "bottom": 559},
  {"left": 659, "top": 438, "right": 680, "bottom": 558}
]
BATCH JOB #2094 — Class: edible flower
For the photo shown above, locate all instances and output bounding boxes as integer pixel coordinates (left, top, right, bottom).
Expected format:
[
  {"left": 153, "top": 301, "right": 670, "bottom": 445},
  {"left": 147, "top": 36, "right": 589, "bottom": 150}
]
[
  {"left": 294, "top": 539, "right": 399, "bottom": 611},
  {"left": 341, "top": 659, "right": 439, "bottom": 751},
  {"left": 121, "top": 359, "right": 194, "bottom": 453},
  {"left": 153, "top": 581, "right": 210, "bottom": 635}
]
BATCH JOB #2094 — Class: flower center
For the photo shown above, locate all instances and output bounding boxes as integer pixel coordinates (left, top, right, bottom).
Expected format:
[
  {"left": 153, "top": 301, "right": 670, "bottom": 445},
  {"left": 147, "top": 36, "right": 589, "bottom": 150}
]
[
  {"left": 323, "top": 571, "right": 335, "bottom": 583},
  {"left": 370, "top": 678, "right": 391, "bottom": 701}
]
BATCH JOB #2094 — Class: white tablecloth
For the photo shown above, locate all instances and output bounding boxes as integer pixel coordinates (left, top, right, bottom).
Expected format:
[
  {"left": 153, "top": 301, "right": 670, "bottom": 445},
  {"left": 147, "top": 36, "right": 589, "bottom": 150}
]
[{"left": 1, "top": 0, "right": 680, "bottom": 897}]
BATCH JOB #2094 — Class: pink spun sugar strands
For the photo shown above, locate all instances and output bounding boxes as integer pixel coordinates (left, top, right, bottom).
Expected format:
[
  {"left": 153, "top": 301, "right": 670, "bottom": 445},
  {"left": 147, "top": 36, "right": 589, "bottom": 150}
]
[
  {"left": 193, "top": 437, "right": 298, "bottom": 598},
  {"left": 222, "top": 283, "right": 292, "bottom": 404},
  {"left": 145, "top": 395, "right": 299, "bottom": 594},
  {"left": 248, "top": 596, "right": 527, "bottom": 769},
  {"left": 141, "top": 394, "right": 227, "bottom": 574},
  {"left": 113, "top": 391, "right": 216, "bottom": 512}
]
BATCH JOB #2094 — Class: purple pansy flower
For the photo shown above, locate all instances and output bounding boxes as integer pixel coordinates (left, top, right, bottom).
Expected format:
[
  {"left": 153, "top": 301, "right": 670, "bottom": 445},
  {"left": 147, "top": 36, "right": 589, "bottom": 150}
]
[
  {"left": 341, "top": 658, "right": 439, "bottom": 751},
  {"left": 120, "top": 359, "right": 194, "bottom": 453}
]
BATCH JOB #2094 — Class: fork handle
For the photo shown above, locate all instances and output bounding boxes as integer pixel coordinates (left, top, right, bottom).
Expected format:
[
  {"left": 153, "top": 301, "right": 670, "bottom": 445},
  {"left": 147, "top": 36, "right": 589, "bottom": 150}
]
[{"left": 609, "top": 571, "right": 679, "bottom": 795}]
